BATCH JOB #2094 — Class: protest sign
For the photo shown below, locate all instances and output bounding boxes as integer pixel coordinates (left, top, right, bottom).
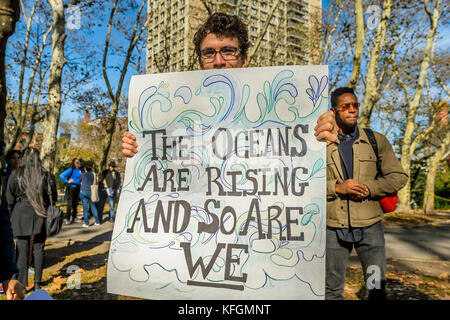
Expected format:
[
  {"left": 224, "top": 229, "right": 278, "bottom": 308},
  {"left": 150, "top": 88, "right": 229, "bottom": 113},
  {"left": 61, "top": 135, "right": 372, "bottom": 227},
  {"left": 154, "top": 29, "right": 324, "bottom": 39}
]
[{"left": 107, "top": 65, "right": 328, "bottom": 299}]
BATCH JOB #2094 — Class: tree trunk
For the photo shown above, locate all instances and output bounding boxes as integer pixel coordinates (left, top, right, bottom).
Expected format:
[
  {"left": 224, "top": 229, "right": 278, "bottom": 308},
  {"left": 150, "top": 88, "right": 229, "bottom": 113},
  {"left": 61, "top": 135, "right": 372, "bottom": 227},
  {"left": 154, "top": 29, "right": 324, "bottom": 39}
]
[
  {"left": 41, "top": 0, "right": 66, "bottom": 172},
  {"left": 348, "top": 0, "right": 364, "bottom": 89},
  {"left": 359, "top": 0, "right": 392, "bottom": 128},
  {"left": 0, "top": 0, "right": 20, "bottom": 144},
  {"left": 397, "top": 0, "right": 442, "bottom": 213},
  {"left": 100, "top": 0, "right": 149, "bottom": 171},
  {"left": 423, "top": 129, "right": 449, "bottom": 215},
  {"left": 99, "top": 100, "right": 118, "bottom": 170}
]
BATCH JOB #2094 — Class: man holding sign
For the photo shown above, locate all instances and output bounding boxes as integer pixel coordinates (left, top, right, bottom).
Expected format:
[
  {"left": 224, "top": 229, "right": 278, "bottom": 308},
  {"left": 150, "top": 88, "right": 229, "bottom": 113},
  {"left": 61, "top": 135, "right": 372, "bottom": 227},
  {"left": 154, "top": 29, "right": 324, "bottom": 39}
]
[
  {"left": 117, "top": 12, "right": 335, "bottom": 300},
  {"left": 122, "top": 12, "right": 337, "bottom": 155}
]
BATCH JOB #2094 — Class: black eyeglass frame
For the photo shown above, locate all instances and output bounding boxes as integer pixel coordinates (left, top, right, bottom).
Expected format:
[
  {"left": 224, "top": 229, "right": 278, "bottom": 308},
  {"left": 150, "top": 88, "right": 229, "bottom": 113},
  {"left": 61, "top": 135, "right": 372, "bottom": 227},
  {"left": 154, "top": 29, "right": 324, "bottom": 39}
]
[{"left": 200, "top": 46, "right": 242, "bottom": 61}]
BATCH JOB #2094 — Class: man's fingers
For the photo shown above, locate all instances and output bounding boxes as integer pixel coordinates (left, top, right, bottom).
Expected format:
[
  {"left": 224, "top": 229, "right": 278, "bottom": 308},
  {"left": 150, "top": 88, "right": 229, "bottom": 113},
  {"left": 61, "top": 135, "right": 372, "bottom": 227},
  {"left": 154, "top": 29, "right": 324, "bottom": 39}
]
[
  {"left": 314, "top": 113, "right": 338, "bottom": 145},
  {"left": 315, "top": 131, "right": 337, "bottom": 146},
  {"left": 122, "top": 136, "right": 138, "bottom": 152},
  {"left": 351, "top": 186, "right": 369, "bottom": 197},
  {"left": 123, "top": 131, "right": 136, "bottom": 140},
  {"left": 122, "top": 145, "right": 137, "bottom": 157}
]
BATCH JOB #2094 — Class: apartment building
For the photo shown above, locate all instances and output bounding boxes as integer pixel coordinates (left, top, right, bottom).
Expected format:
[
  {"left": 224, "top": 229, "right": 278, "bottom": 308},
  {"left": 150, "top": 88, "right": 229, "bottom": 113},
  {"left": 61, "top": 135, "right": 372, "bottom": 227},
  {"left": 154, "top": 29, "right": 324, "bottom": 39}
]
[{"left": 146, "top": 0, "right": 322, "bottom": 73}]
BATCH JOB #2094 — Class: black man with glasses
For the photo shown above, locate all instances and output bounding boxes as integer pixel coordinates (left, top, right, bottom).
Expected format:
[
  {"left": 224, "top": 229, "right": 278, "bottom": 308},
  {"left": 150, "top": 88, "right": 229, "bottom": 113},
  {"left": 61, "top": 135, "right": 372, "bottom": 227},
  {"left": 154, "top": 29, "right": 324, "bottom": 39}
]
[{"left": 325, "top": 87, "right": 408, "bottom": 300}]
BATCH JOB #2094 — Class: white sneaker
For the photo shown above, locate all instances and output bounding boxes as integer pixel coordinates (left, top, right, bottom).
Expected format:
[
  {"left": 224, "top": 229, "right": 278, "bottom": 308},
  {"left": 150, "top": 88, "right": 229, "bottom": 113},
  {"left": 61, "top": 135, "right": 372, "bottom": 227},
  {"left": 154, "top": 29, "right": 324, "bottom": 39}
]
[
  {"left": 82, "top": 224, "right": 89, "bottom": 228},
  {"left": 94, "top": 223, "right": 100, "bottom": 226}
]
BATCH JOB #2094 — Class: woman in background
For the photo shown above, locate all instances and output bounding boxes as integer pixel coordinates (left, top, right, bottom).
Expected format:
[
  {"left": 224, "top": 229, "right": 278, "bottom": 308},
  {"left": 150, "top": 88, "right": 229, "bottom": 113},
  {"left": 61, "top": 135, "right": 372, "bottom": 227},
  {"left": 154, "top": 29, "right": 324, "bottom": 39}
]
[
  {"left": 1, "top": 149, "right": 22, "bottom": 214},
  {"left": 5, "top": 149, "right": 22, "bottom": 173},
  {"left": 59, "top": 158, "right": 82, "bottom": 224},
  {"left": 6, "top": 148, "right": 57, "bottom": 292}
]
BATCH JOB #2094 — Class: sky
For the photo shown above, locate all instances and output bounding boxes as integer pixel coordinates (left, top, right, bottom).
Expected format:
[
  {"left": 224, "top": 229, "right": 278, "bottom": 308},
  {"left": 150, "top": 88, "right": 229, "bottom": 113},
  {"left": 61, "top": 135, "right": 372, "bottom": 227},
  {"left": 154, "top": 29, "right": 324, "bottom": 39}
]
[{"left": 6, "top": 0, "right": 449, "bottom": 138}]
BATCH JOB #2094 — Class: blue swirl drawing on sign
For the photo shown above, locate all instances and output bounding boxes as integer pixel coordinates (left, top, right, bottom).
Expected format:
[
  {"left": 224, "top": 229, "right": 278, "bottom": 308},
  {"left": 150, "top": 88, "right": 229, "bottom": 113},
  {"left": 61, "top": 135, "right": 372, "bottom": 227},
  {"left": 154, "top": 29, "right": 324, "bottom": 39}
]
[
  {"left": 174, "top": 86, "right": 193, "bottom": 104},
  {"left": 306, "top": 75, "right": 328, "bottom": 107}
]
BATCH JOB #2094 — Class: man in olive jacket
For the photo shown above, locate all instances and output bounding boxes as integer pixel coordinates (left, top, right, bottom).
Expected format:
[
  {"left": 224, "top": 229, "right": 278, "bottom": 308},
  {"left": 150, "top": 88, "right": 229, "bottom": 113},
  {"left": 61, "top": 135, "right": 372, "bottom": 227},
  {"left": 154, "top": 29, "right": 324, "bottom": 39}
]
[{"left": 326, "top": 87, "right": 408, "bottom": 300}]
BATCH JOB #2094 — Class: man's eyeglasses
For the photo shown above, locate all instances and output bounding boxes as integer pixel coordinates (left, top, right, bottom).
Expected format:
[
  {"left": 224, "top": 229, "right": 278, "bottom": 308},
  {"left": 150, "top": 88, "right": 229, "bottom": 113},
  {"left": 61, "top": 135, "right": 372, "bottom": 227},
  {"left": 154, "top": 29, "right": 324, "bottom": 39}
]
[
  {"left": 200, "top": 46, "right": 241, "bottom": 61},
  {"left": 337, "top": 102, "right": 360, "bottom": 111}
]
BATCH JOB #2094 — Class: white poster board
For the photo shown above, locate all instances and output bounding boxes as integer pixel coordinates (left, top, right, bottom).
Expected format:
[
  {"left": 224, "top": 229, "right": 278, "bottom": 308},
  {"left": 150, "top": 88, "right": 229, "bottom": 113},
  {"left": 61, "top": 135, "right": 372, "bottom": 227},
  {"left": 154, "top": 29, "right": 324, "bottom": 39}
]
[{"left": 107, "top": 65, "right": 328, "bottom": 300}]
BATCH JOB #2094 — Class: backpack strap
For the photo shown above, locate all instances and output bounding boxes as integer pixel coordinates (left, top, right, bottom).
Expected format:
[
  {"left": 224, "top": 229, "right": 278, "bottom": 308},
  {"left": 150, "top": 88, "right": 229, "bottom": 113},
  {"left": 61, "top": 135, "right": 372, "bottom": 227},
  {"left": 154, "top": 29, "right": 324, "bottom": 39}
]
[{"left": 363, "top": 128, "right": 382, "bottom": 179}]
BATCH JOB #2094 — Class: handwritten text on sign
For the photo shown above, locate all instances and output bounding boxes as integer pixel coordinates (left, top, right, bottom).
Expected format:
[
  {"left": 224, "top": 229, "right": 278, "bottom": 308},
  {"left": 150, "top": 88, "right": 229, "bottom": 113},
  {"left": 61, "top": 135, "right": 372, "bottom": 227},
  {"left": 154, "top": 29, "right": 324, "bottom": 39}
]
[{"left": 107, "top": 66, "right": 328, "bottom": 300}]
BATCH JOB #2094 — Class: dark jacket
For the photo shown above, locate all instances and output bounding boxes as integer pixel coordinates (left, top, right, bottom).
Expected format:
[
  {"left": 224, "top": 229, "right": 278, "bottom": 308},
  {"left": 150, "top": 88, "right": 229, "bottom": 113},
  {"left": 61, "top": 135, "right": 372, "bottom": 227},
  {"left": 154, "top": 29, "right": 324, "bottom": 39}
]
[
  {"left": 6, "top": 170, "right": 57, "bottom": 237},
  {"left": 326, "top": 126, "right": 408, "bottom": 228},
  {"left": 0, "top": 191, "right": 18, "bottom": 282},
  {"left": 99, "top": 169, "right": 121, "bottom": 191}
]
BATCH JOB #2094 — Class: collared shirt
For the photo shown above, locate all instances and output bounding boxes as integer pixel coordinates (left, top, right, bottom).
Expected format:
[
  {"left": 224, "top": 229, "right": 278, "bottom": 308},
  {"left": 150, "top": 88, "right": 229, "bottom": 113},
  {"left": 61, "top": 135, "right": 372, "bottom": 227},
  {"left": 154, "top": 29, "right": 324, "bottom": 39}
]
[{"left": 337, "top": 126, "right": 359, "bottom": 180}]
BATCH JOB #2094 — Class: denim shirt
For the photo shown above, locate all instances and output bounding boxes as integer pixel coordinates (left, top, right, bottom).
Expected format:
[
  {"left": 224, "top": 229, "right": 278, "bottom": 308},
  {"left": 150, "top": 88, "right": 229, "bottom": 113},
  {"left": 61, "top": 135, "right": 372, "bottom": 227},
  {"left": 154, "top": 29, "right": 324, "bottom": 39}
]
[{"left": 79, "top": 172, "right": 95, "bottom": 193}]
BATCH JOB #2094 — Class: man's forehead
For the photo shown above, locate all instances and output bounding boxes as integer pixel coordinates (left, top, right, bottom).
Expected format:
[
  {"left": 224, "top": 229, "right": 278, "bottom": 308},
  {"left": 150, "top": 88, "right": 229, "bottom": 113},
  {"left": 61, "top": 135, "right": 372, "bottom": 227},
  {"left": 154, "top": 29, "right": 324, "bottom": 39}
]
[
  {"left": 338, "top": 93, "right": 357, "bottom": 101},
  {"left": 200, "top": 32, "right": 239, "bottom": 48}
]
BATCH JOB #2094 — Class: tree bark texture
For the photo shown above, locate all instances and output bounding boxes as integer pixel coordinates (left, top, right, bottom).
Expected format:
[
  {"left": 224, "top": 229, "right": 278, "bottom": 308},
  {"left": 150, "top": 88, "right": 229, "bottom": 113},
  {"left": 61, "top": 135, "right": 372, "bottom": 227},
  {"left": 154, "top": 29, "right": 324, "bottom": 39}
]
[
  {"left": 397, "top": 0, "right": 442, "bottom": 213},
  {"left": 41, "top": 0, "right": 66, "bottom": 172},
  {"left": 348, "top": 0, "right": 364, "bottom": 89},
  {"left": 0, "top": 0, "right": 20, "bottom": 143},
  {"left": 423, "top": 127, "right": 449, "bottom": 214},
  {"left": 359, "top": 0, "right": 392, "bottom": 128}
]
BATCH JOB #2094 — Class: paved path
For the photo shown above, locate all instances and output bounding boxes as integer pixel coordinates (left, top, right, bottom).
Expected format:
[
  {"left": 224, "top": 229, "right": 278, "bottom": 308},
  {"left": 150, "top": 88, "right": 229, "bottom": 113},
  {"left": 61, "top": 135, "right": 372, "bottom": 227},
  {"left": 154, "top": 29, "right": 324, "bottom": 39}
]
[
  {"left": 48, "top": 217, "right": 450, "bottom": 276},
  {"left": 47, "top": 217, "right": 115, "bottom": 244},
  {"left": 50, "top": 217, "right": 450, "bottom": 260},
  {"left": 384, "top": 224, "right": 450, "bottom": 261},
  {"left": 348, "top": 224, "right": 450, "bottom": 276}
]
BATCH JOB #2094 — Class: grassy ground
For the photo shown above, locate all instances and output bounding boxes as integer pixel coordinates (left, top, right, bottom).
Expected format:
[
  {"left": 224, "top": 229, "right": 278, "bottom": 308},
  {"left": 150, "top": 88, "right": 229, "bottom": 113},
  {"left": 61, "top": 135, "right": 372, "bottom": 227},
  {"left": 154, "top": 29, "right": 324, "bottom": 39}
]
[
  {"left": 1, "top": 210, "right": 448, "bottom": 300},
  {"left": 382, "top": 210, "right": 450, "bottom": 227},
  {"left": 344, "top": 262, "right": 449, "bottom": 300}
]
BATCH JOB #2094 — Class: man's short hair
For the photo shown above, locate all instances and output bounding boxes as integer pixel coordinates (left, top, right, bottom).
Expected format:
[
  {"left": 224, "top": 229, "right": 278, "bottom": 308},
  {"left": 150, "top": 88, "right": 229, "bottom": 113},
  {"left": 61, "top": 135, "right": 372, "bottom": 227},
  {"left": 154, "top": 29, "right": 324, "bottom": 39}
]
[
  {"left": 193, "top": 12, "right": 250, "bottom": 61},
  {"left": 330, "top": 87, "right": 356, "bottom": 108}
]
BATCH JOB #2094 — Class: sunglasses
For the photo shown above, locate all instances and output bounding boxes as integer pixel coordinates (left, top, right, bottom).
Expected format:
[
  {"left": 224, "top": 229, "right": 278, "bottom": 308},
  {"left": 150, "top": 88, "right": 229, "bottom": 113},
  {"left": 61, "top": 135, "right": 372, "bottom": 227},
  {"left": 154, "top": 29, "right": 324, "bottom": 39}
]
[{"left": 337, "top": 102, "right": 360, "bottom": 111}]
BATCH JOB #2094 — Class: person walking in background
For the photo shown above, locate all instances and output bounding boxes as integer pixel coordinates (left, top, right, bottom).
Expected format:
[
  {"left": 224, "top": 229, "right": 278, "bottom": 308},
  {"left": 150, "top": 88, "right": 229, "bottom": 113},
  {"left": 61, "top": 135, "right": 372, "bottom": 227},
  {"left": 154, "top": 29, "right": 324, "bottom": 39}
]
[
  {"left": 5, "top": 149, "right": 22, "bottom": 175},
  {"left": 1, "top": 150, "right": 22, "bottom": 215},
  {"left": 0, "top": 142, "right": 25, "bottom": 300},
  {"left": 2, "top": 150, "right": 25, "bottom": 271},
  {"left": 59, "top": 158, "right": 82, "bottom": 225},
  {"left": 99, "top": 161, "right": 121, "bottom": 223},
  {"left": 79, "top": 164, "right": 100, "bottom": 227},
  {"left": 6, "top": 148, "right": 57, "bottom": 292}
]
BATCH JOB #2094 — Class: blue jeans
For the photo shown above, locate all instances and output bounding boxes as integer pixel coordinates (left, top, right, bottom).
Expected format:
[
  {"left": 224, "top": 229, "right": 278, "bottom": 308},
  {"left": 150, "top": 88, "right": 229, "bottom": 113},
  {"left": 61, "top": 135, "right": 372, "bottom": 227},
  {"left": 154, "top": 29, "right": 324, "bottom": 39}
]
[
  {"left": 79, "top": 190, "right": 100, "bottom": 225},
  {"left": 107, "top": 188, "right": 116, "bottom": 221},
  {"left": 325, "top": 221, "right": 386, "bottom": 300}
]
